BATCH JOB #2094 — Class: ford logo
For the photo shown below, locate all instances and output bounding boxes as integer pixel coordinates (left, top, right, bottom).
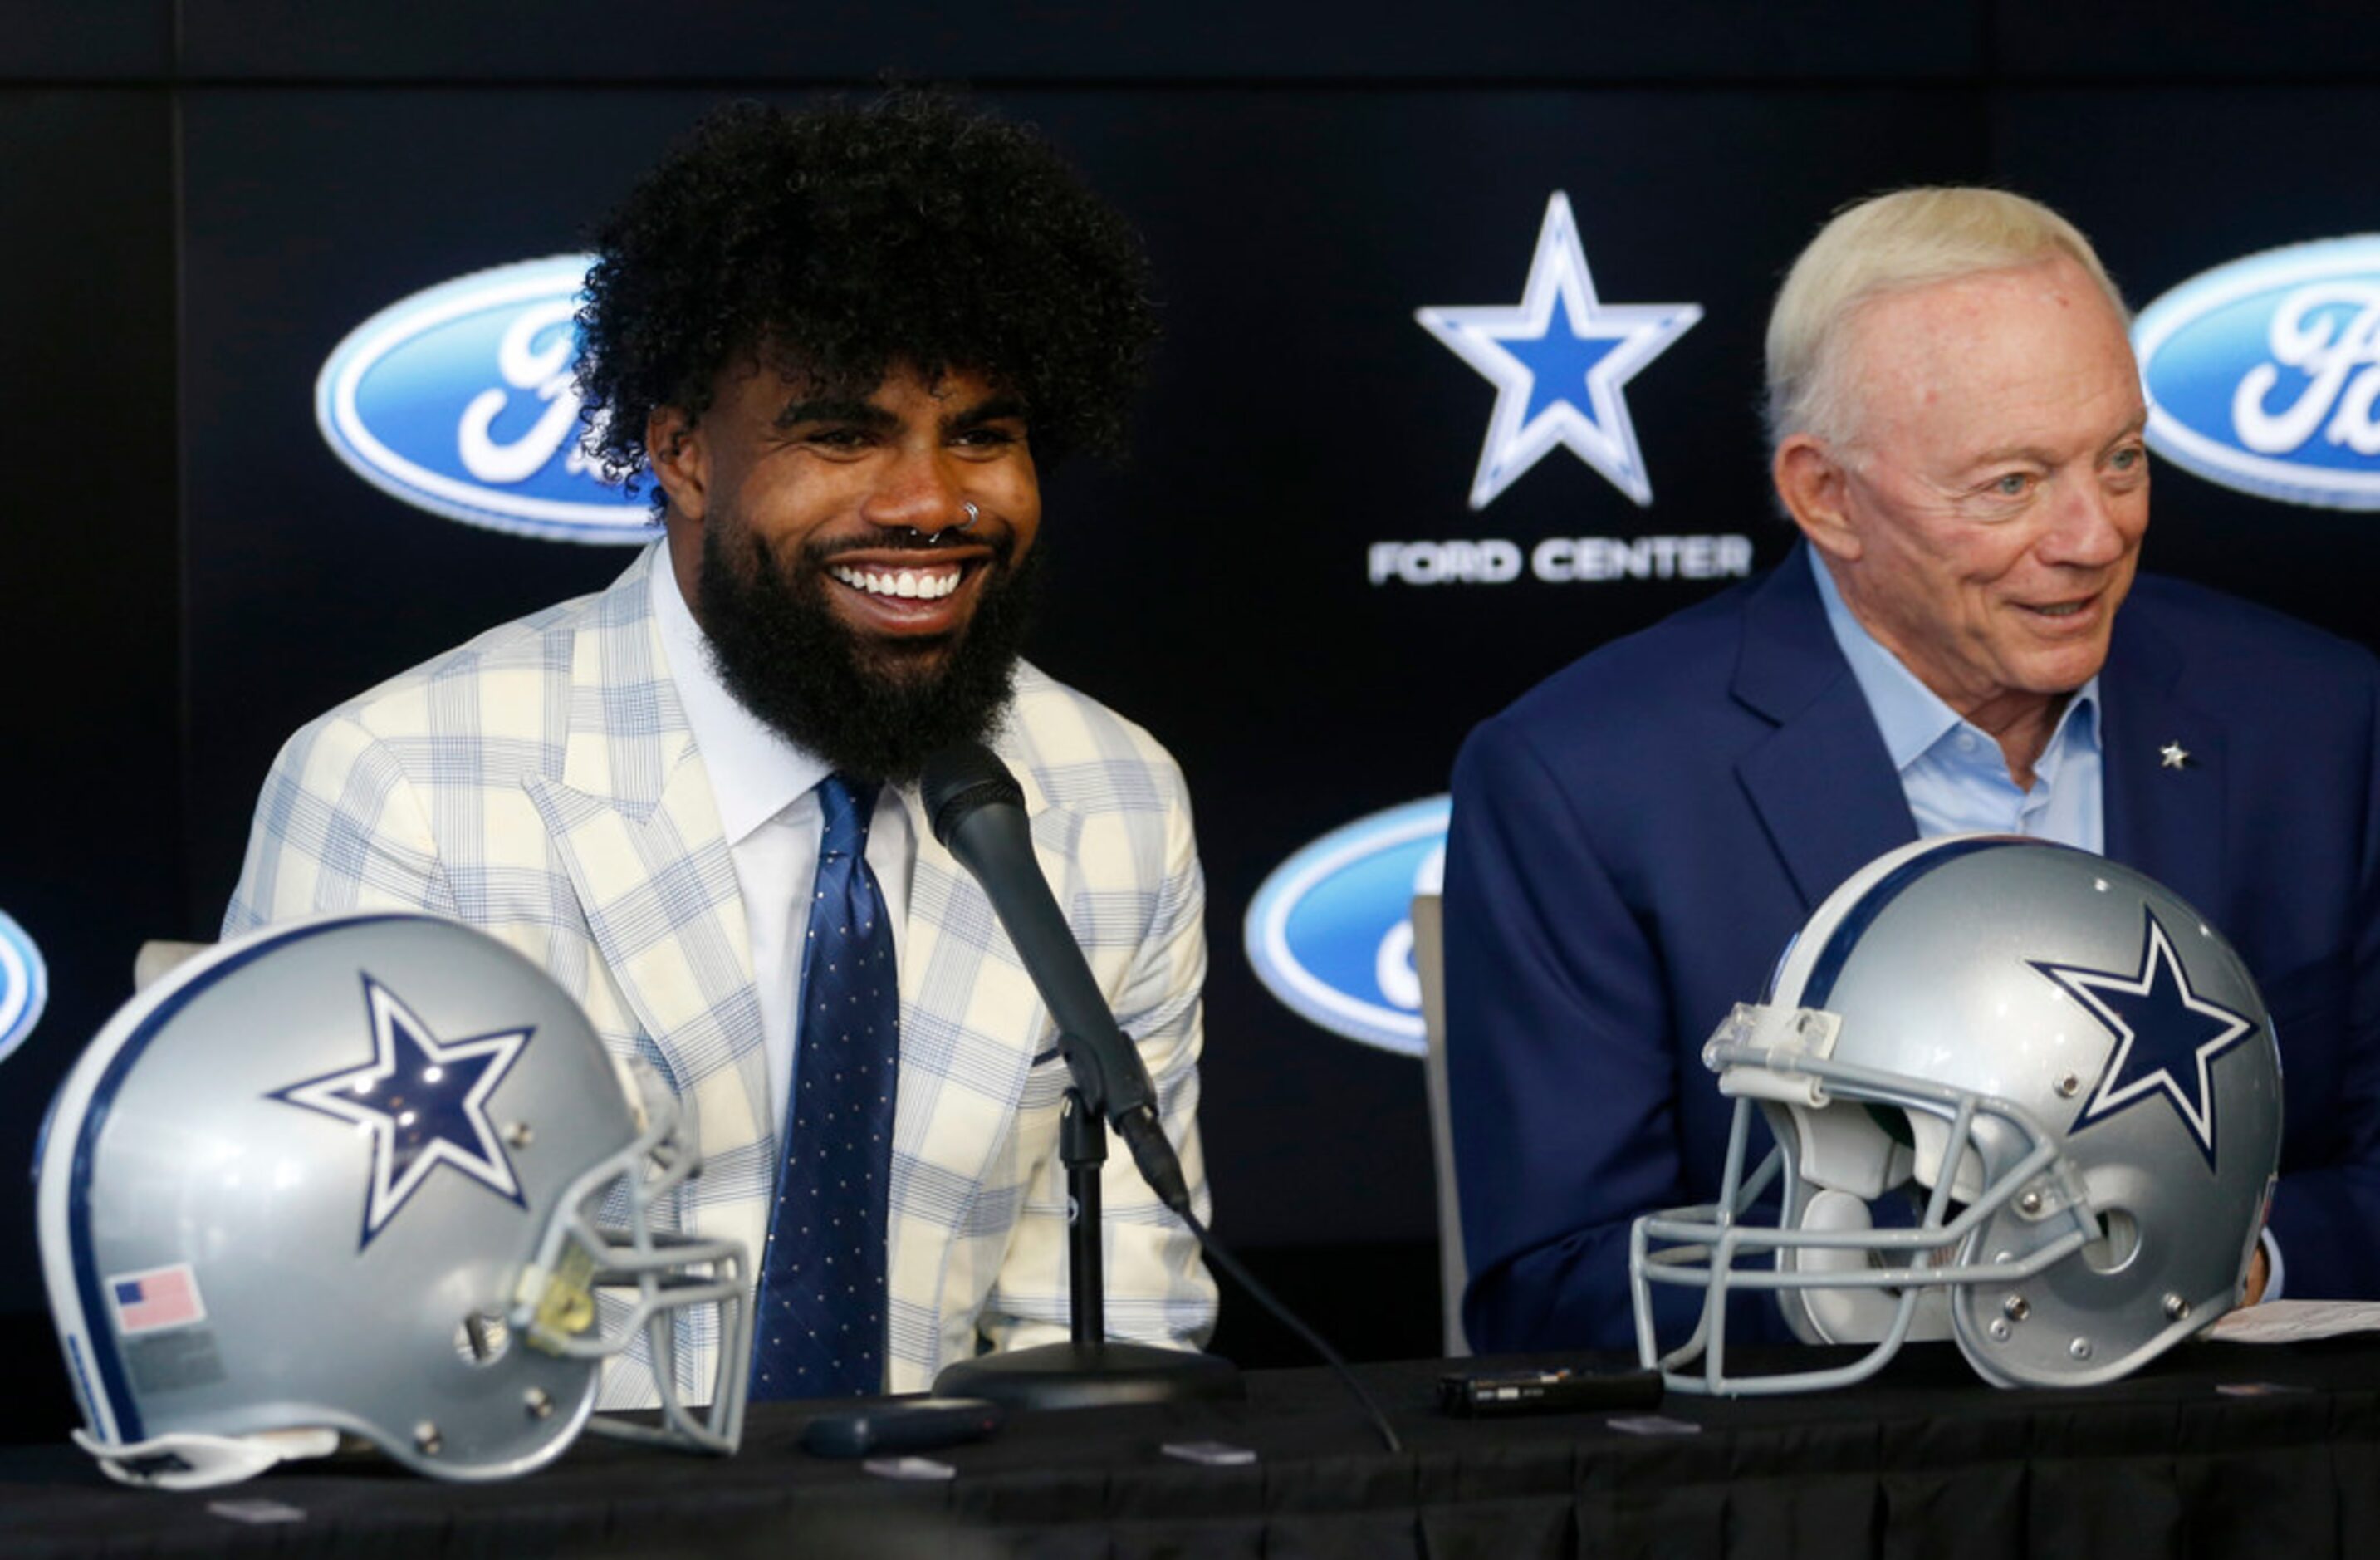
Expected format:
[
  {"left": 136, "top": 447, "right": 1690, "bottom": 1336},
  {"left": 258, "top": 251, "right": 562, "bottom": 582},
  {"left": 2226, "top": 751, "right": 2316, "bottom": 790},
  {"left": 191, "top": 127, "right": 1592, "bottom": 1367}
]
[
  {"left": 0, "top": 908, "right": 47, "bottom": 1065},
  {"left": 1244, "top": 798, "right": 1448, "bottom": 1057},
  {"left": 315, "top": 254, "right": 653, "bottom": 542},
  {"left": 2134, "top": 235, "right": 2380, "bottom": 510}
]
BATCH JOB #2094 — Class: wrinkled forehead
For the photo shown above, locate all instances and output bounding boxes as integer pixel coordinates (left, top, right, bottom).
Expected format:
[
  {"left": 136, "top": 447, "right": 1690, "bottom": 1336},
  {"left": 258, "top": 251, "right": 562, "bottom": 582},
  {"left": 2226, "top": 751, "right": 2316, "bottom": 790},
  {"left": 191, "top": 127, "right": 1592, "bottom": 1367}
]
[{"left": 1834, "top": 258, "right": 2142, "bottom": 451}]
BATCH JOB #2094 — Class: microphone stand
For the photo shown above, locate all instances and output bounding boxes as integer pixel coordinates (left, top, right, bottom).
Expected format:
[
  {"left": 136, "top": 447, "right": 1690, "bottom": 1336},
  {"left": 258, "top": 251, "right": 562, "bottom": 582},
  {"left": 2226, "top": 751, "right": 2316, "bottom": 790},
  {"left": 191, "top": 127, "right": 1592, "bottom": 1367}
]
[
  {"left": 918, "top": 743, "right": 1241, "bottom": 1410},
  {"left": 933, "top": 1052, "right": 1242, "bottom": 1410}
]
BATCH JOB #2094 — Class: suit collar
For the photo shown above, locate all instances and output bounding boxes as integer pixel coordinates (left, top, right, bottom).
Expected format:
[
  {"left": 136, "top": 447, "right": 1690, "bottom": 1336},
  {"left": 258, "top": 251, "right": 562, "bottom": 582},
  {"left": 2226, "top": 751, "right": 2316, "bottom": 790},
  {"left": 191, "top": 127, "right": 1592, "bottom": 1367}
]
[
  {"left": 1733, "top": 543, "right": 1859, "bottom": 724},
  {"left": 1732, "top": 543, "right": 1921, "bottom": 910},
  {"left": 556, "top": 545, "right": 702, "bottom": 811},
  {"left": 529, "top": 547, "right": 769, "bottom": 1144}
]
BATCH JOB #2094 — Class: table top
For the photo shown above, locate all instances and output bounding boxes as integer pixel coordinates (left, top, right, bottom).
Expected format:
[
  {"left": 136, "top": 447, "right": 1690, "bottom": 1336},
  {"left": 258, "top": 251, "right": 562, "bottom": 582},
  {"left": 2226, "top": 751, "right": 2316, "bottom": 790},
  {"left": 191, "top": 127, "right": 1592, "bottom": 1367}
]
[{"left": 6, "top": 1336, "right": 2377, "bottom": 1558}]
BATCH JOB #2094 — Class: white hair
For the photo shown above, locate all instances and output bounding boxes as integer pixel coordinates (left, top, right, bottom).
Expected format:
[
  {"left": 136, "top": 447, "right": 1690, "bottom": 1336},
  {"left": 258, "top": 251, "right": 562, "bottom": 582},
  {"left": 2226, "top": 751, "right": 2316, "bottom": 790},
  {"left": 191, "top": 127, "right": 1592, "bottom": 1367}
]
[{"left": 1764, "top": 187, "right": 2127, "bottom": 454}]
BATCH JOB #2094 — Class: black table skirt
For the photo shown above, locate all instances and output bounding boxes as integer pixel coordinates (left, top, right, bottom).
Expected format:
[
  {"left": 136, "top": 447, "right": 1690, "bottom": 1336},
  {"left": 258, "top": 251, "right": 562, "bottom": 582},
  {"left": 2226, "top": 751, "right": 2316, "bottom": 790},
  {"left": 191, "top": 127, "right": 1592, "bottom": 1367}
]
[{"left": 5, "top": 1337, "right": 2376, "bottom": 1558}]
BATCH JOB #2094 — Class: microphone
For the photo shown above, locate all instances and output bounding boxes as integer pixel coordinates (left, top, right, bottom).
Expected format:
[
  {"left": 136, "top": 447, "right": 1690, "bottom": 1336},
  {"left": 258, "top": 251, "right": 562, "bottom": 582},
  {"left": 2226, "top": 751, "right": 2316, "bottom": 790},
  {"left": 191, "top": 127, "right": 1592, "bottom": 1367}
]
[
  {"left": 918, "top": 742, "right": 1192, "bottom": 1217},
  {"left": 919, "top": 743, "right": 1399, "bottom": 1450}
]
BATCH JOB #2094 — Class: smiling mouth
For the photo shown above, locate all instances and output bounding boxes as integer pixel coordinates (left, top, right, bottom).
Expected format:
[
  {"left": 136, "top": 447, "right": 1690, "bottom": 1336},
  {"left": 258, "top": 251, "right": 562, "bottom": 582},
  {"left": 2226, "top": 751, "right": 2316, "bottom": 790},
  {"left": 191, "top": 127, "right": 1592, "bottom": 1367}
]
[
  {"left": 828, "top": 562, "right": 964, "bottom": 601},
  {"left": 2016, "top": 587, "right": 2110, "bottom": 622}
]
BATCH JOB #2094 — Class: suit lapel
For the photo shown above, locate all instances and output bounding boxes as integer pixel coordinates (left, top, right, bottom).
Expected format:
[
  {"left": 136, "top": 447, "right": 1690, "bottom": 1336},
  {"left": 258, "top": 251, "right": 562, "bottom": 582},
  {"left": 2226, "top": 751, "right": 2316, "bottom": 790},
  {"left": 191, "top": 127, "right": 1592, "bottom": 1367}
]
[
  {"left": 1733, "top": 547, "right": 1919, "bottom": 911},
  {"left": 2100, "top": 601, "right": 2228, "bottom": 915},
  {"left": 522, "top": 551, "right": 775, "bottom": 1220}
]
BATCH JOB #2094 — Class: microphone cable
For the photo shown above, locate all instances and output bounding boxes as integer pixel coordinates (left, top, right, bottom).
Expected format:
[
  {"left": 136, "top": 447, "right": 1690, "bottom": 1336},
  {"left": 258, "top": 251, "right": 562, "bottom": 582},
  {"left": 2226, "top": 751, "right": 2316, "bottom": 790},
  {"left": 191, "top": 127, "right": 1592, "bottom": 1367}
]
[{"left": 1174, "top": 1206, "right": 1405, "bottom": 1455}]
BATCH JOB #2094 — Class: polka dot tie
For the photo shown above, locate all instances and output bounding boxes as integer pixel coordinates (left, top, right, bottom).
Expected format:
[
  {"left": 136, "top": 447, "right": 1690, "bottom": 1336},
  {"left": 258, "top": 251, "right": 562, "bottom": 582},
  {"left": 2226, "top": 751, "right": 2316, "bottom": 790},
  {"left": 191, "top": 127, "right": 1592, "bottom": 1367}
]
[{"left": 750, "top": 773, "right": 899, "bottom": 1400}]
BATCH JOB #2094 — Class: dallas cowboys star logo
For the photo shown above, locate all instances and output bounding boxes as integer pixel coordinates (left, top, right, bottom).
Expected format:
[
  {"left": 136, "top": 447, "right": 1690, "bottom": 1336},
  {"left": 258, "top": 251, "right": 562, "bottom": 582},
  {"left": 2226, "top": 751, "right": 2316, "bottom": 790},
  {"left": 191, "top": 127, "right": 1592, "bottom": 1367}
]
[
  {"left": 270, "top": 974, "right": 532, "bottom": 1248},
  {"left": 2031, "top": 910, "right": 2259, "bottom": 1165},
  {"left": 1415, "top": 191, "right": 1702, "bottom": 509}
]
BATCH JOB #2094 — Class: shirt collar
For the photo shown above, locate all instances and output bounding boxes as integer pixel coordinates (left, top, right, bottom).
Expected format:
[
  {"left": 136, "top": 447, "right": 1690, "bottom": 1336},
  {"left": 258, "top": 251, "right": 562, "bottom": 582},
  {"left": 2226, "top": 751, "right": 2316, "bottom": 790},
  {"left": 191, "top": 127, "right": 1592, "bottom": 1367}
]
[
  {"left": 1811, "top": 552, "right": 2101, "bottom": 773},
  {"left": 650, "top": 544, "right": 832, "bottom": 845}
]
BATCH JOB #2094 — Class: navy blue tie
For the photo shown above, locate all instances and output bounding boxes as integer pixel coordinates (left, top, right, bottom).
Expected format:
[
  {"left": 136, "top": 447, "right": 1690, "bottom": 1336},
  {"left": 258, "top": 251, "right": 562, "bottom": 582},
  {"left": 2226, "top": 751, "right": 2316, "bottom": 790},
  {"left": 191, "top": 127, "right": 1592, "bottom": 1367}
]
[{"left": 750, "top": 774, "right": 899, "bottom": 1399}]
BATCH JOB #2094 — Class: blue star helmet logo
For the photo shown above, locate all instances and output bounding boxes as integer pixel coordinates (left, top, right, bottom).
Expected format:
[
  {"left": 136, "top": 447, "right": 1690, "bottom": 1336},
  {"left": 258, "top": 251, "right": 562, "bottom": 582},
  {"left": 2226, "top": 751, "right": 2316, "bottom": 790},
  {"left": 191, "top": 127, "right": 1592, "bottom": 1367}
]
[
  {"left": 2031, "top": 909, "right": 2260, "bottom": 1166},
  {"left": 270, "top": 974, "right": 533, "bottom": 1248},
  {"left": 1416, "top": 191, "right": 1702, "bottom": 509}
]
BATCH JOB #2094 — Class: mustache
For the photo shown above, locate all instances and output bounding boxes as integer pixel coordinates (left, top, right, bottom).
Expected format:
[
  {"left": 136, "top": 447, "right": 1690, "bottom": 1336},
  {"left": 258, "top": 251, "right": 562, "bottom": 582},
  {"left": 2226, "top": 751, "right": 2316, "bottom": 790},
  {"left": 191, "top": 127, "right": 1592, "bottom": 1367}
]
[{"left": 805, "top": 527, "right": 1016, "bottom": 565}]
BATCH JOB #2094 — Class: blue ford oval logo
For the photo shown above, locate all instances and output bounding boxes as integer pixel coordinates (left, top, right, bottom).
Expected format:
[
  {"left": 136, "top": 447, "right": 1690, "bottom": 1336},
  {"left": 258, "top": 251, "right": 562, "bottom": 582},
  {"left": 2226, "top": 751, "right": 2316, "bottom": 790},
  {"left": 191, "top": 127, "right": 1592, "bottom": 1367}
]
[
  {"left": 0, "top": 908, "right": 48, "bottom": 1064},
  {"left": 1244, "top": 797, "right": 1448, "bottom": 1056},
  {"left": 315, "top": 255, "right": 653, "bottom": 542},
  {"left": 2134, "top": 236, "right": 2380, "bottom": 510}
]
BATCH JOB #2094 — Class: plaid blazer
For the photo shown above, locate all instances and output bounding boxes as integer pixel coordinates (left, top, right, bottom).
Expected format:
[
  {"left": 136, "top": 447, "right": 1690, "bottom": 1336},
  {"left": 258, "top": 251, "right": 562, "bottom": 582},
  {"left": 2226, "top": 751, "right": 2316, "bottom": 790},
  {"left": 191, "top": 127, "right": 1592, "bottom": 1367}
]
[{"left": 225, "top": 546, "right": 1217, "bottom": 1397}]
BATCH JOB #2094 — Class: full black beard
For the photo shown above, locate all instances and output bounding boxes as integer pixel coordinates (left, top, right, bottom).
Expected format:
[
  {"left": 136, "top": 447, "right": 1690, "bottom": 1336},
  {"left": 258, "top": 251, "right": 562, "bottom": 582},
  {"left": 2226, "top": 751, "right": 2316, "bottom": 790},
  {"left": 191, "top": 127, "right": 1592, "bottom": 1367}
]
[{"left": 696, "top": 522, "right": 1043, "bottom": 785}]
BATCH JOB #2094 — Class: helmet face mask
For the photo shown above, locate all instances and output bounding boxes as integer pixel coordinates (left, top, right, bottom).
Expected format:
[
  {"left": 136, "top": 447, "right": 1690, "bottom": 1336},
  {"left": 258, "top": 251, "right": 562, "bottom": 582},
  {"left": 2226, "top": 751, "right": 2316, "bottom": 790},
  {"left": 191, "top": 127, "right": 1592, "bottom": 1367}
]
[
  {"left": 1633, "top": 835, "right": 2281, "bottom": 1396},
  {"left": 37, "top": 914, "right": 752, "bottom": 1488}
]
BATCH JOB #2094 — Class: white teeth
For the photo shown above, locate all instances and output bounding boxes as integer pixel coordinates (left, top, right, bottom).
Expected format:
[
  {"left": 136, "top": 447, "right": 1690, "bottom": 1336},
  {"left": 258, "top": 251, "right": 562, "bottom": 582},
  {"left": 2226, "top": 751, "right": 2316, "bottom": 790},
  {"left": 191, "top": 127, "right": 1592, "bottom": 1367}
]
[{"left": 831, "top": 565, "right": 960, "bottom": 601}]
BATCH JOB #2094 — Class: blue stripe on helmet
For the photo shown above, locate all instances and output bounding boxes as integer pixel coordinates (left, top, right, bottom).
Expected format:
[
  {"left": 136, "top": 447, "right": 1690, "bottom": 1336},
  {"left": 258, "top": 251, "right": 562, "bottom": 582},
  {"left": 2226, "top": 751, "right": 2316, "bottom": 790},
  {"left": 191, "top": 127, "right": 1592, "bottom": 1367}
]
[
  {"left": 1800, "top": 837, "right": 2045, "bottom": 1010},
  {"left": 58, "top": 915, "right": 424, "bottom": 1444}
]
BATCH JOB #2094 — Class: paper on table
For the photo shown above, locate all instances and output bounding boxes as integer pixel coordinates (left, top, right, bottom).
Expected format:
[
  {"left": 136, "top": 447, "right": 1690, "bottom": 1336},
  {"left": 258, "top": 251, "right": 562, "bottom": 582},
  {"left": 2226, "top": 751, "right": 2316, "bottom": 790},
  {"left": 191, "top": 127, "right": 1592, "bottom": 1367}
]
[{"left": 2209, "top": 1300, "right": 2380, "bottom": 1343}]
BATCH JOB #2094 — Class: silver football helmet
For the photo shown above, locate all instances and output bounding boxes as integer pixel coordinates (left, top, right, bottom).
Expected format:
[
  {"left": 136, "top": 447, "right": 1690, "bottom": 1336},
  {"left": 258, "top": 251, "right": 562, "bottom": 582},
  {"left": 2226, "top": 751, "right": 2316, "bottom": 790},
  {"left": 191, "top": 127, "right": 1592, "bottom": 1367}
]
[
  {"left": 37, "top": 912, "right": 752, "bottom": 1488},
  {"left": 1633, "top": 834, "right": 2281, "bottom": 1394}
]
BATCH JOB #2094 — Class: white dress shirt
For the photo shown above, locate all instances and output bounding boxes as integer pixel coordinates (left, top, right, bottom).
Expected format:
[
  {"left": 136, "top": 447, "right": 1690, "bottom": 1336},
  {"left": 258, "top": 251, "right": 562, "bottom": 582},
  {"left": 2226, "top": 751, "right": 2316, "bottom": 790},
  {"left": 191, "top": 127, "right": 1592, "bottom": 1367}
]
[{"left": 650, "top": 554, "right": 916, "bottom": 1133}]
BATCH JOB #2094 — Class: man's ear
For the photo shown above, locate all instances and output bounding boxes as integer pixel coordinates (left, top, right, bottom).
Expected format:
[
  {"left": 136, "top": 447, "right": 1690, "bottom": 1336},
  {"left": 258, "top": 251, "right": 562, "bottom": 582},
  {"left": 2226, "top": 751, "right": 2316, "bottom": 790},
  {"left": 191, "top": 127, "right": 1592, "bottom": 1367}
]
[
  {"left": 1772, "top": 434, "right": 1863, "bottom": 564},
  {"left": 646, "top": 405, "right": 708, "bottom": 524}
]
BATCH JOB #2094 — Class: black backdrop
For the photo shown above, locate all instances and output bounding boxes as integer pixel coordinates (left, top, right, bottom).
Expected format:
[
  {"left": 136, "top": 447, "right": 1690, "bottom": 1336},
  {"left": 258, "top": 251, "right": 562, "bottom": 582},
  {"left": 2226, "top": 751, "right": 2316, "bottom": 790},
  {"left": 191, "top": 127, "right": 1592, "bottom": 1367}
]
[{"left": 6, "top": 1, "right": 2380, "bottom": 1431}]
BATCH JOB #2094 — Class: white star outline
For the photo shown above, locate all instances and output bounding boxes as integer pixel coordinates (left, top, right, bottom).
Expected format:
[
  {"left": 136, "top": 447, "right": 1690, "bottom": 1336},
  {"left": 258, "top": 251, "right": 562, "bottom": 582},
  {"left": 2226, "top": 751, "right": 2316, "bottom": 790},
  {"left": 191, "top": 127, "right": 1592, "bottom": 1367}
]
[
  {"left": 273, "top": 975, "right": 531, "bottom": 1246},
  {"left": 2036, "top": 914, "right": 2256, "bottom": 1156},
  {"left": 1415, "top": 191, "right": 1702, "bottom": 509}
]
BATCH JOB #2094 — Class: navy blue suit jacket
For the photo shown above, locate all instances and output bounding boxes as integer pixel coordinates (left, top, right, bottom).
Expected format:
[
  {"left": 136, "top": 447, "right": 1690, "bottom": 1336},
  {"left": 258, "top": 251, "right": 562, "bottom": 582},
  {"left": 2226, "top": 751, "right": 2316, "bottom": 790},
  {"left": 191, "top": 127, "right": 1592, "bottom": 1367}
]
[{"left": 1445, "top": 544, "right": 2380, "bottom": 1353}]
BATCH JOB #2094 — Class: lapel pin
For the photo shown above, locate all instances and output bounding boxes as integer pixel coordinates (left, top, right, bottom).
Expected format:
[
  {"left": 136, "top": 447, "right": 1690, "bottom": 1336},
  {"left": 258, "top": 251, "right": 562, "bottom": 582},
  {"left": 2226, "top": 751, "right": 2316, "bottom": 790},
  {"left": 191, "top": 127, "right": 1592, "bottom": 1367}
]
[{"left": 2159, "top": 741, "right": 2191, "bottom": 771}]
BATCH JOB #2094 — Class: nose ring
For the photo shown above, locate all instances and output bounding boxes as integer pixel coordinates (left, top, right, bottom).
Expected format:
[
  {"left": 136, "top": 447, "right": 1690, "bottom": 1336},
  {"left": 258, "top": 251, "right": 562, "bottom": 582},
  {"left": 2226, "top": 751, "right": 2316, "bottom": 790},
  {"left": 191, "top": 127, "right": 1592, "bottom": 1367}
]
[{"left": 957, "top": 501, "right": 980, "bottom": 531}]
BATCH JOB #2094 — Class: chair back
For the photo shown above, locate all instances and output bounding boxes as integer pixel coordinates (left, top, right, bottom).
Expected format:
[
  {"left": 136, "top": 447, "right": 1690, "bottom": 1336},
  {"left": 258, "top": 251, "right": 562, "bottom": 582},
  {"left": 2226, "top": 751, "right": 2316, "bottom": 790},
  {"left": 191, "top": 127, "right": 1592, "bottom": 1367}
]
[{"left": 1409, "top": 892, "right": 1468, "bottom": 1357}]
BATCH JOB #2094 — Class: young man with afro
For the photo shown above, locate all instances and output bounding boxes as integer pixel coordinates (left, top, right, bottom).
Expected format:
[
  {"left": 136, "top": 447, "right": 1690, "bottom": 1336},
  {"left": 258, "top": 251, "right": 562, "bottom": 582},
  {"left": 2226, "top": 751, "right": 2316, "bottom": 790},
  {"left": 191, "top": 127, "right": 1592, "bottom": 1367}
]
[{"left": 226, "top": 94, "right": 1216, "bottom": 1405}]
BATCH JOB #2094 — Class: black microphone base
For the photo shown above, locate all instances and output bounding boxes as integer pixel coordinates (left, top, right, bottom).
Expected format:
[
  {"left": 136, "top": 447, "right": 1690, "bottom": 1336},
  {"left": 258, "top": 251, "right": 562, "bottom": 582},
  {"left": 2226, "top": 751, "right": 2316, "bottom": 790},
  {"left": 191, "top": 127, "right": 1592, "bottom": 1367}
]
[{"left": 933, "top": 1341, "right": 1244, "bottom": 1411}]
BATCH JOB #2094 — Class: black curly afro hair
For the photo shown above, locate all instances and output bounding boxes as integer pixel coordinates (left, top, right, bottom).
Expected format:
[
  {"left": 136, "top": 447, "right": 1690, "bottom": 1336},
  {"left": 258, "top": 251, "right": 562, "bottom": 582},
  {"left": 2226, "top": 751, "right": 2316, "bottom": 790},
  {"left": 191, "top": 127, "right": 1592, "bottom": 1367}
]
[{"left": 575, "top": 92, "right": 1158, "bottom": 503}]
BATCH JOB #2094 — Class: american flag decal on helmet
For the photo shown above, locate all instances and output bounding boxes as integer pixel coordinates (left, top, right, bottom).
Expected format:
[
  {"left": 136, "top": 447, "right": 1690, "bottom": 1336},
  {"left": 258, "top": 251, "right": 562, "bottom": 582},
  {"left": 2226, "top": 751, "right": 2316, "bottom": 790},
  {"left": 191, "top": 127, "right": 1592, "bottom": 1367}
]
[{"left": 107, "top": 1264, "right": 207, "bottom": 1336}]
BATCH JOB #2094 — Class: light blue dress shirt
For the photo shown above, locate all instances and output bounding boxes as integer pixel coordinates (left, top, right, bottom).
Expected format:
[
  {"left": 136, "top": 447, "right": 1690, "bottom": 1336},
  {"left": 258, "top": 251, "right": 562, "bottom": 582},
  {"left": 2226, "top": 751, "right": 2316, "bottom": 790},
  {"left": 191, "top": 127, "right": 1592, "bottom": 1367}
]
[{"left": 1812, "top": 557, "right": 2103, "bottom": 851}]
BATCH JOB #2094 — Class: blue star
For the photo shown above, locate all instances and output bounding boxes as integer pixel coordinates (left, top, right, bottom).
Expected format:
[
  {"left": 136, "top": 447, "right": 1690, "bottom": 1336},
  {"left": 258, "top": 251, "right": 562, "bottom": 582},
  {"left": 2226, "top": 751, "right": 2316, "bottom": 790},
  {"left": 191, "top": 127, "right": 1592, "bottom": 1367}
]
[
  {"left": 2032, "top": 910, "right": 2259, "bottom": 1165},
  {"left": 1416, "top": 191, "right": 1702, "bottom": 509},
  {"left": 271, "top": 974, "right": 531, "bottom": 1248}
]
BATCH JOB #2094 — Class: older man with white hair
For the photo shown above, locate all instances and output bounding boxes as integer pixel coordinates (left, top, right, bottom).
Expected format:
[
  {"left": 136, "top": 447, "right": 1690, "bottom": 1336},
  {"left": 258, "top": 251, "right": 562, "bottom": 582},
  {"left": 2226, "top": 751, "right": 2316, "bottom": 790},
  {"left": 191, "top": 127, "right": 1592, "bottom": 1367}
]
[{"left": 1444, "top": 187, "right": 2380, "bottom": 1355}]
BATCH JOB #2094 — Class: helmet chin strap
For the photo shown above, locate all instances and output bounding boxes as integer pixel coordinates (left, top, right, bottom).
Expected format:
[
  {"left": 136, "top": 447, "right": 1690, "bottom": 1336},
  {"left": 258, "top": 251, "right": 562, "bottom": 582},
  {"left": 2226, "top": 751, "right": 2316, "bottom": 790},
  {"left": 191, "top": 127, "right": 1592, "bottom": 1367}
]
[{"left": 75, "top": 1425, "right": 340, "bottom": 1491}]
